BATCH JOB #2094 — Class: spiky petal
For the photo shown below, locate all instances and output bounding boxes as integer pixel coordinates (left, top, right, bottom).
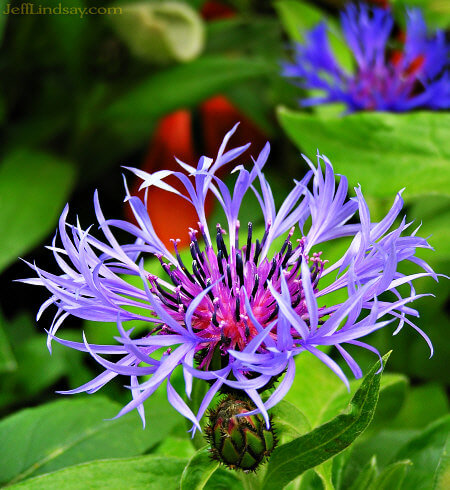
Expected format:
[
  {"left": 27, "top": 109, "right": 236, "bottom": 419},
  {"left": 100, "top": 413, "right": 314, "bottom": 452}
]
[{"left": 22, "top": 124, "right": 439, "bottom": 430}]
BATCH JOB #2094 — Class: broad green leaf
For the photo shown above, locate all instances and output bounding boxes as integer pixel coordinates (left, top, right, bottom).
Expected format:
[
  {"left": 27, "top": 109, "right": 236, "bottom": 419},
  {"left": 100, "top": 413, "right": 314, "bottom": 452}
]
[
  {"left": 394, "top": 415, "right": 450, "bottom": 490},
  {"left": 261, "top": 352, "right": 390, "bottom": 490},
  {"left": 0, "top": 317, "right": 92, "bottom": 408},
  {"left": 271, "top": 400, "right": 332, "bottom": 490},
  {"left": 348, "top": 429, "right": 419, "bottom": 476},
  {"left": 275, "top": 0, "right": 324, "bottom": 41},
  {"left": 349, "top": 456, "right": 378, "bottom": 490},
  {"left": 101, "top": 56, "right": 274, "bottom": 149},
  {"left": 154, "top": 436, "right": 196, "bottom": 459},
  {"left": 180, "top": 446, "right": 219, "bottom": 490},
  {"left": 0, "top": 149, "right": 76, "bottom": 272},
  {"left": 368, "top": 460, "right": 411, "bottom": 490},
  {"left": 9, "top": 455, "right": 187, "bottom": 489},
  {"left": 278, "top": 108, "right": 450, "bottom": 200},
  {"left": 409, "top": 195, "right": 450, "bottom": 259},
  {"left": 0, "top": 396, "right": 179, "bottom": 486},
  {"left": 13, "top": 336, "right": 67, "bottom": 396},
  {"left": 315, "top": 459, "right": 334, "bottom": 490},
  {"left": 110, "top": 2, "right": 205, "bottom": 63},
  {"left": 434, "top": 435, "right": 450, "bottom": 490},
  {"left": 284, "top": 350, "right": 343, "bottom": 428},
  {"left": 318, "top": 374, "right": 408, "bottom": 433},
  {"left": 204, "top": 468, "right": 243, "bottom": 490},
  {"left": 274, "top": 400, "right": 331, "bottom": 490},
  {"left": 391, "top": 382, "right": 449, "bottom": 430},
  {"left": 270, "top": 400, "right": 311, "bottom": 444},
  {"left": 367, "top": 374, "right": 408, "bottom": 432},
  {"left": 332, "top": 449, "right": 352, "bottom": 490},
  {"left": 284, "top": 468, "right": 324, "bottom": 489},
  {"left": 0, "top": 313, "right": 16, "bottom": 373}
]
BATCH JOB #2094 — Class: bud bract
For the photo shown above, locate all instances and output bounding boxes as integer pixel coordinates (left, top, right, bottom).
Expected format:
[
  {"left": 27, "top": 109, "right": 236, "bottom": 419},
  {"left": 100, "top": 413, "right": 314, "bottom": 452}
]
[{"left": 205, "top": 395, "right": 276, "bottom": 472}]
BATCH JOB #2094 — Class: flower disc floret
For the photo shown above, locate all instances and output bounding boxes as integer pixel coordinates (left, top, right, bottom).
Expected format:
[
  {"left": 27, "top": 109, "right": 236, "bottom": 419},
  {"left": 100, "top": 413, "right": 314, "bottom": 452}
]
[{"left": 151, "top": 222, "right": 326, "bottom": 375}]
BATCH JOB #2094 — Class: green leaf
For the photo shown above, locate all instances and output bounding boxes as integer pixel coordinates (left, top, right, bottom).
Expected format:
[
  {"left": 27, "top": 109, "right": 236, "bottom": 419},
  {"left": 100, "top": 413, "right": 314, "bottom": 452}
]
[
  {"left": 101, "top": 56, "right": 274, "bottom": 149},
  {"left": 275, "top": 0, "right": 324, "bottom": 41},
  {"left": 278, "top": 108, "right": 450, "bottom": 200},
  {"left": 284, "top": 350, "right": 343, "bottom": 428},
  {"left": 318, "top": 374, "right": 408, "bottom": 434},
  {"left": 409, "top": 195, "right": 450, "bottom": 260},
  {"left": 315, "top": 459, "right": 334, "bottom": 490},
  {"left": 332, "top": 449, "right": 352, "bottom": 490},
  {"left": 274, "top": 401, "right": 330, "bottom": 490},
  {"left": 0, "top": 149, "right": 76, "bottom": 272},
  {"left": 349, "top": 456, "right": 378, "bottom": 490},
  {"left": 203, "top": 468, "right": 243, "bottom": 490},
  {"left": 394, "top": 415, "right": 450, "bottom": 490},
  {"left": 9, "top": 455, "right": 187, "bottom": 489},
  {"left": 271, "top": 400, "right": 311, "bottom": 444},
  {"left": 434, "top": 435, "right": 450, "bottom": 490},
  {"left": 347, "top": 429, "right": 419, "bottom": 476},
  {"left": 13, "top": 336, "right": 67, "bottom": 396},
  {"left": 368, "top": 460, "right": 411, "bottom": 490},
  {"left": 0, "top": 313, "right": 16, "bottom": 373},
  {"left": 261, "top": 352, "right": 391, "bottom": 490},
  {"left": 391, "top": 383, "right": 449, "bottom": 430},
  {"left": 0, "top": 396, "right": 179, "bottom": 486},
  {"left": 153, "top": 435, "right": 196, "bottom": 459},
  {"left": 180, "top": 446, "right": 220, "bottom": 490},
  {"left": 110, "top": 2, "right": 205, "bottom": 64}
]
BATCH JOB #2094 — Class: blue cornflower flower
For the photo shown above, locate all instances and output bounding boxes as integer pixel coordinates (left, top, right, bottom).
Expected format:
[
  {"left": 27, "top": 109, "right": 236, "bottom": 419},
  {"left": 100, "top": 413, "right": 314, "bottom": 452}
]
[
  {"left": 282, "top": 4, "right": 449, "bottom": 112},
  {"left": 23, "top": 125, "right": 438, "bottom": 430}
]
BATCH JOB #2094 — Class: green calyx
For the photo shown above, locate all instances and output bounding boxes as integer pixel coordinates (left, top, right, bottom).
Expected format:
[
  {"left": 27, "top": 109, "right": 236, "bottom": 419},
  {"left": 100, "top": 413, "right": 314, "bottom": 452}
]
[{"left": 205, "top": 395, "right": 277, "bottom": 472}]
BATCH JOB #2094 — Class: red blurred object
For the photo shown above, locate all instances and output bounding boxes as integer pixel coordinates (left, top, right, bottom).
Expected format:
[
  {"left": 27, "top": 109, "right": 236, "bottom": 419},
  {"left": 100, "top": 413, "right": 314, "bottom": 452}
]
[
  {"left": 201, "top": 95, "right": 267, "bottom": 160},
  {"left": 126, "top": 2, "right": 267, "bottom": 248},
  {"left": 127, "top": 100, "right": 266, "bottom": 247},
  {"left": 369, "top": 0, "right": 390, "bottom": 7},
  {"left": 128, "top": 110, "right": 207, "bottom": 247},
  {"left": 201, "top": 0, "right": 235, "bottom": 20}
]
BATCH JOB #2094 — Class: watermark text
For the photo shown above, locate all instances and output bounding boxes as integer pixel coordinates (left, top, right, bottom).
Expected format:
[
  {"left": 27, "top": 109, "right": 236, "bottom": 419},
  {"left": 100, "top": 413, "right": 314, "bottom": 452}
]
[{"left": 3, "top": 3, "right": 123, "bottom": 18}]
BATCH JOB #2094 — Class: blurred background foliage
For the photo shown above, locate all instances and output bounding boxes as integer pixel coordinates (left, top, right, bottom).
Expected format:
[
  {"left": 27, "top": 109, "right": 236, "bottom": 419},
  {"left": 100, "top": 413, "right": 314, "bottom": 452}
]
[{"left": 0, "top": 0, "right": 448, "bottom": 488}]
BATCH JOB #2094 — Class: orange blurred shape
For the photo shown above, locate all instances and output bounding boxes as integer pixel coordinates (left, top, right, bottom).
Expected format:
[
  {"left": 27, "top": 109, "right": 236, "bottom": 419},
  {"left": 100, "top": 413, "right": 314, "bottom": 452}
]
[
  {"left": 127, "top": 101, "right": 266, "bottom": 248},
  {"left": 200, "top": 95, "right": 267, "bottom": 158},
  {"left": 127, "top": 110, "right": 205, "bottom": 248},
  {"left": 127, "top": 102, "right": 266, "bottom": 248}
]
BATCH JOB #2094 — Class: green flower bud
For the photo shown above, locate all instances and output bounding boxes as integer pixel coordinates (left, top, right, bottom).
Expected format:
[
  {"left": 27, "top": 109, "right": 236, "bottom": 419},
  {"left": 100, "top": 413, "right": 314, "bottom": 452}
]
[{"left": 205, "top": 395, "right": 277, "bottom": 472}]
